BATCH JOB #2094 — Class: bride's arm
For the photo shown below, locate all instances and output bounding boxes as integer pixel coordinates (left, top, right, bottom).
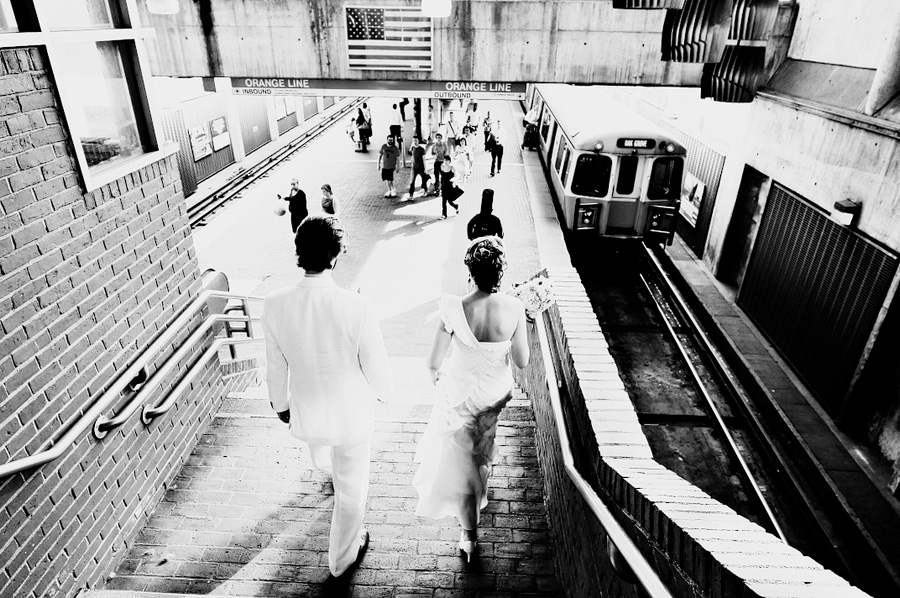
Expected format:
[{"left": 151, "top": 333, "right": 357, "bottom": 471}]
[{"left": 426, "top": 320, "right": 452, "bottom": 384}]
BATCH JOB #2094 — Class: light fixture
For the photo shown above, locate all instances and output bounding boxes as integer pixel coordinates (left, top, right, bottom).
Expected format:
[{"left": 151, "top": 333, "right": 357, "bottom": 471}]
[
  {"left": 421, "top": 0, "right": 451, "bottom": 18},
  {"left": 665, "top": 143, "right": 676, "bottom": 153},
  {"left": 832, "top": 199, "right": 861, "bottom": 226},
  {"left": 146, "top": 0, "right": 180, "bottom": 15},
  {"left": 594, "top": 141, "right": 604, "bottom": 152}
]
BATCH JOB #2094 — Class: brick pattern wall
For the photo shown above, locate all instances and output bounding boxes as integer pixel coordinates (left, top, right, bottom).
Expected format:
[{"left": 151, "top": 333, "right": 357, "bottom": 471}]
[
  {"left": 514, "top": 265, "right": 873, "bottom": 598},
  {"left": 0, "top": 47, "right": 237, "bottom": 598}
]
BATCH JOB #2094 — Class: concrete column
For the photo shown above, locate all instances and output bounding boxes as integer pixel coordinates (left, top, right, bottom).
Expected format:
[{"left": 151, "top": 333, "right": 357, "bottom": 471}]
[
  {"left": 213, "top": 77, "right": 245, "bottom": 163},
  {"left": 865, "top": 11, "right": 900, "bottom": 116}
]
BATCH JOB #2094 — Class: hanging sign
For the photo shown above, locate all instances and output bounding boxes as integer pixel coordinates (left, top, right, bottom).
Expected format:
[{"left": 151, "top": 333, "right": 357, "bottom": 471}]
[{"left": 224, "top": 78, "right": 526, "bottom": 100}]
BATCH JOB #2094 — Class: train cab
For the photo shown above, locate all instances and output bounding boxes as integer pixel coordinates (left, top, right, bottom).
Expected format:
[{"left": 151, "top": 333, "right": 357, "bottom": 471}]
[{"left": 528, "top": 84, "right": 686, "bottom": 242}]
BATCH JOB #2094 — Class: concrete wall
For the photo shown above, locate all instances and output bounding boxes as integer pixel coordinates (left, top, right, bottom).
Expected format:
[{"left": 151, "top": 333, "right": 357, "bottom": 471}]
[
  {"left": 138, "top": 0, "right": 703, "bottom": 85},
  {"left": 517, "top": 266, "right": 873, "bottom": 598},
  {"left": 0, "top": 47, "right": 244, "bottom": 597},
  {"left": 788, "top": 0, "right": 900, "bottom": 69}
]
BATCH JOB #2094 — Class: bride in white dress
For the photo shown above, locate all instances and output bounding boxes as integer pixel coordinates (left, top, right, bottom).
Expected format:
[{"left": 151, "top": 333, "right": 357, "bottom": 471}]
[{"left": 413, "top": 236, "right": 530, "bottom": 563}]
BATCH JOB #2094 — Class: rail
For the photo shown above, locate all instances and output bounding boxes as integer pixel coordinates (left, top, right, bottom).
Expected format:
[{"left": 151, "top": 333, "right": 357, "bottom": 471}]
[
  {"left": 639, "top": 245, "right": 787, "bottom": 542},
  {"left": 535, "top": 311, "right": 675, "bottom": 598},
  {"left": 0, "top": 290, "right": 264, "bottom": 479}
]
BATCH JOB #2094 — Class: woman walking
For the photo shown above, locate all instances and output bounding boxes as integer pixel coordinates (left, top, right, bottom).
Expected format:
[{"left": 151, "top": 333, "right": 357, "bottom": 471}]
[{"left": 412, "top": 237, "right": 530, "bottom": 563}]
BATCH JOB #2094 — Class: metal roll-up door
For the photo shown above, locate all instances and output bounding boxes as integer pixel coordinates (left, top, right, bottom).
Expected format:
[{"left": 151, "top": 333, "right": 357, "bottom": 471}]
[
  {"left": 738, "top": 184, "right": 899, "bottom": 413},
  {"left": 322, "top": 96, "right": 335, "bottom": 109},
  {"left": 301, "top": 97, "right": 318, "bottom": 121},
  {"left": 238, "top": 97, "right": 271, "bottom": 155}
]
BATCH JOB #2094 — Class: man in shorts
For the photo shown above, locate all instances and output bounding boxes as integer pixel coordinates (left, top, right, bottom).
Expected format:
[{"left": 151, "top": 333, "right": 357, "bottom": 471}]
[{"left": 377, "top": 135, "right": 401, "bottom": 198}]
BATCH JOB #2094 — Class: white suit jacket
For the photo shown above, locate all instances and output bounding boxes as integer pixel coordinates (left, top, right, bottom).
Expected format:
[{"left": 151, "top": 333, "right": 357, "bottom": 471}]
[{"left": 262, "top": 272, "right": 392, "bottom": 445}]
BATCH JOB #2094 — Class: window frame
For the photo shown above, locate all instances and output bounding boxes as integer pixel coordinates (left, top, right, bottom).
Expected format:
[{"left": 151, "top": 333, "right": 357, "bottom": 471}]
[
  {"left": 571, "top": 153, "right": 612, "bottom": 199},
  {"left": 560, "top": 144, "right": 571, "bottom": 189},
  {"left": 0, "top": 0, "right": 175, "bottom": 191},
  {"left": 648, "top": 156, "right": 684, "bottom": 200}
]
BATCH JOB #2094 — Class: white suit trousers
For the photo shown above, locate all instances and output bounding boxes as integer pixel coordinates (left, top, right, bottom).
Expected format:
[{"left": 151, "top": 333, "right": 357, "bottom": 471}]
[{"left": 310, "top": 441, "right": 371, "bottom": 576}]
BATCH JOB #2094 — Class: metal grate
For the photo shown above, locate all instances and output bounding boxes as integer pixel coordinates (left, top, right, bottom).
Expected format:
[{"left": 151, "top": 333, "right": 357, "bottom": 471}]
[
  {"left": 738, "top": 184, "right": 899, "bottom": 414},
  {"left": 238, "top": 97, "right": 271, "bottom": 155}
]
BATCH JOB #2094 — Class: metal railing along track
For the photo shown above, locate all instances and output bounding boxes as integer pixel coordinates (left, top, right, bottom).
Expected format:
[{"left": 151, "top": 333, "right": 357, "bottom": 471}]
[{"left": 0, "top": 290, "right": 263, "bottom": 479}]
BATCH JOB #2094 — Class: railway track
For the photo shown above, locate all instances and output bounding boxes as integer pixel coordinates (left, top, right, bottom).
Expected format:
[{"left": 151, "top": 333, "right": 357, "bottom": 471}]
[
  {"left": 187, "top": 98, "right": 364, "bottom": 228},
  {"left": 567, "top": 235, "right": 853, "bottom": 580}
]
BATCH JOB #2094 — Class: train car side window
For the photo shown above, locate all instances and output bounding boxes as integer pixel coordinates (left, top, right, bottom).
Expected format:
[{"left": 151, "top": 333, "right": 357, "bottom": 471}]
[
  {"left": 571, "top": 154, "right": 611, "bottom": 198},
  {"left": 554, "top": 133, "right": 565, "bottom": 172},
  {"left": 648, "top": 157, "right": 684, "bottom": 199},
  {"left": 541, "top": 109, "right": 552, "bottom": 141},
  {"left": 615, "top": 155, "right": 639, "bottom": 195},
  {"left": 560, "top": 146, "right": 571, "bottom": 188}
]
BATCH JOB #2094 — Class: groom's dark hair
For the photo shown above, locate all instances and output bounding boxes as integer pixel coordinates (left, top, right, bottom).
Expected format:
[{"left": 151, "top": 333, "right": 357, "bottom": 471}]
[{"left": 295, "top": 216, "right": 345, "bottom": 272}]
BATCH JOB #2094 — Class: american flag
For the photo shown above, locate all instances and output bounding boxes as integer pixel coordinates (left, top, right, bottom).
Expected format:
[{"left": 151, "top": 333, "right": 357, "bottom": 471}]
[{"left": 346, "top": 6, "right": 433, "bottom": 71}]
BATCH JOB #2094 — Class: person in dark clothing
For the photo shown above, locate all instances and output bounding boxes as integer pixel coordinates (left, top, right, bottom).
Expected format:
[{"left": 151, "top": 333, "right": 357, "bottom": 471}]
[
  {"left": 408, "top": 136, "right": 430, "bottom": 198},
  {"left": 467, "top": 189, "right": 503, "bottom": 240},
  {"left": 439, "top": 161, "right": 461, "bottom": 219},
  {"left": 279, "top": 178, "right": 308, "bottom": 233}
]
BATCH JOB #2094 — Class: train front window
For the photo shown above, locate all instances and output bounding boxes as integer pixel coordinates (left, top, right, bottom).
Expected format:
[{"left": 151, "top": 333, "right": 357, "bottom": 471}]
[
  {"left": 616, "top": 155, "right": 638, "bottom": 195},
  {"left": 648, "top": 157, "right": 684, "bottom": 200},
  {"left": 571, "top": 154, "right": 611, "bottom": 198}
]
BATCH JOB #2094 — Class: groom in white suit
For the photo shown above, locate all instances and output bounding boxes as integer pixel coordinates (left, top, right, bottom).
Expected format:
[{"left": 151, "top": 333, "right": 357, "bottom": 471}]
[{"left": 262, "top": 215, "right": 392, "bottom": 579}]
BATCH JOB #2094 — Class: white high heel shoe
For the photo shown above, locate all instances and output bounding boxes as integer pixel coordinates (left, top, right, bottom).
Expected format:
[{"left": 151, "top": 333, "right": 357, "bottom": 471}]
[{"left": 458, "top": 532, "right": 477, "bottom": 563}]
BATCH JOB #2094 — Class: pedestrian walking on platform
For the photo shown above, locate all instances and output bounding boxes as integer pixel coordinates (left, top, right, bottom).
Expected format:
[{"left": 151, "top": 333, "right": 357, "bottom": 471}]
[
  {"left": 489, "top": 125, "right": 504, "bottom": 176},
  {"left": 482, "top": 112, "right": 492, "bottom": 147},
  {"left": 399, "top": 97, "right": 409, "bottom": 121},
  {"left": 431, "top": 133, "right": 449, "bottom": 196},
  {"left": 445, "top": 112, "right": 461, "bottom": 148},
  {"left": 355, "top": 108, "right": 370, "bottom": 153},
  {"left": 321, "top": 183, "right": 338, "bottom": 215},
  {"left": 262, "top": 216, "right": 392, "bottom": 580},
  {"left": 439, "top": 161, "right": 462, "bottom": 219},
  {"left": 467, "top": 189, "right": 503, "bottom": 240},
  {"left": 427, "top": 105, "right": 440, "bottom": 142},
  {"left": 408, "top": 136, "right": 430, "bottom": 199},
  {"left": 277, "top": 178, "right": 308, "bottom": 233},
  {"left": 378, "top": 135, "right": 401, "bottom": 198},
  {"left": 413, "top": 236, "right": 529, "bottom": 564}
]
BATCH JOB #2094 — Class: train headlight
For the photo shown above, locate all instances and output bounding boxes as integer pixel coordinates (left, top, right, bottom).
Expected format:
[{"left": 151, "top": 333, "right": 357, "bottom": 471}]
[
  {"left": 594, "top": 142, "right": 604, "bottom": 152},
  {"left": 665, "top": 143, "right": 676, "bottom": 153},
  {"left": 577, "top": 205, "right": 596, "bottom": 229}
]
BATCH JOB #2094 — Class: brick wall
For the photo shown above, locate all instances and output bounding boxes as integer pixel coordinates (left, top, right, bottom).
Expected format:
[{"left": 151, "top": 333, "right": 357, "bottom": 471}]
[
  {"left": 0, "top": 47, "right": 241, "bottom": 598},
  {"left": 515, "top": 266, "right": 873, "bottom": 598}
]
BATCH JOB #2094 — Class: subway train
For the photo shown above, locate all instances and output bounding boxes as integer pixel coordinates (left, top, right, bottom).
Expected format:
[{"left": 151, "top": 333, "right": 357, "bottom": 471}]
[{"left": 525, "top": 84, "right": 686, "bottom": 242}]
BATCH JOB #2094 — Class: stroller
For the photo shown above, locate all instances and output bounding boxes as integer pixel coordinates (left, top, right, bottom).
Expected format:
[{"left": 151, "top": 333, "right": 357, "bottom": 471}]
[{"left": 522, "top": 123, "right": 539, "bottom": 151}]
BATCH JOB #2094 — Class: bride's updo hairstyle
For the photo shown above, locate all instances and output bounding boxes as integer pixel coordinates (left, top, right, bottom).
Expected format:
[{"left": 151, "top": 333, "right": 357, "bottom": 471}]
[
  {"left": 295, "top": 215, "right": 346, "bottom": 272},
  {"left": 464, "top": 236, "right": 507, "bottom": 293}
]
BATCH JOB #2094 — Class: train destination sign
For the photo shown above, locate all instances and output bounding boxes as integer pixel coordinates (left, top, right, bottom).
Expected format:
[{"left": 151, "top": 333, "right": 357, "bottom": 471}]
[
  {"left": 224, "top": 78, "right": 526, "bottom": 100},
  {"left": 617, "top": 138, "right": 655, "bottom": 149}
]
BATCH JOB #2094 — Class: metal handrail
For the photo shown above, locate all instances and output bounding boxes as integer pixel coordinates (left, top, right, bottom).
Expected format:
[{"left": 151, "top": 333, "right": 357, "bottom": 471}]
[
  {"left": 93, "top": 312, "right": 258, "bottom": 438},
  {"left": 0, "top": 290, "right": 263, "bottom": 479},
  {"left": 142, "top": 336, "right": 260, "bottom": 424},
  {"left": 535, "top": 311, "right": 675, "bottom": 598}
]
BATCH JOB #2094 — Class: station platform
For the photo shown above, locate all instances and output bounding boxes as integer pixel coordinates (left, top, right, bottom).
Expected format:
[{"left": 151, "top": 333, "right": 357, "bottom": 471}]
[
  {"left": 101, "top": 98, "right": 562, "bottom": 596},
  {"left": 91, "top": 95, "right": 898, "bottom": 597}
]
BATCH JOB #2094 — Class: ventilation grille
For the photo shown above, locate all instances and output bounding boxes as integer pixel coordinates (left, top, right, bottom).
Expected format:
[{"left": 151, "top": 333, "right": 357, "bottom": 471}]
[
  {"left": 701, "top": 45, "right": 766, "bottom": 103},
  {"left": 661, "top": 0, "right": 734, "bottom": 63},
  {"left": 729, "top": 0, "right": 779, "bottom": 41},
  {"left": 612, "top": 0, "right": 685, "bottom": 8},
  {"left": 738, "top": 184, "right": 899, "bottom": 413}
]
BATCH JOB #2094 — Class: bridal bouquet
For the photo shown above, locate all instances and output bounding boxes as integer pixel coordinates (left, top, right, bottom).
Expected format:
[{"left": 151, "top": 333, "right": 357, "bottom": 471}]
[{"left": 507, "top": 275, "right": 554, "bottom": 321}]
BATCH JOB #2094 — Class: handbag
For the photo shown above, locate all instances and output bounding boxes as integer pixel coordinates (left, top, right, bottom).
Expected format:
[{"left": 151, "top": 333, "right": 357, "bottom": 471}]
[{"left": 506, "top": 275, "right": 554, "bottom": 321}]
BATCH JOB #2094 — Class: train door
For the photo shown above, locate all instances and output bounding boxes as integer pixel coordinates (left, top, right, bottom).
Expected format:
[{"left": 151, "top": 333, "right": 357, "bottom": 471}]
[{"left": 607, "top": 154, "right": 645, "bottom": 234}]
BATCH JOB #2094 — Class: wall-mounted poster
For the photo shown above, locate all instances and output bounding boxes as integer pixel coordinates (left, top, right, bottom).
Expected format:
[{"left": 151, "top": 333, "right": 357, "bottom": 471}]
[
  {"left": 189, "top": 123, "right": 212, "bottom": 161},
  {"left": 209, "top": 117, "right": 230, "bottom": 151},
  {"left": 679, "top": 171, "right": 705, "bottom": 228}
]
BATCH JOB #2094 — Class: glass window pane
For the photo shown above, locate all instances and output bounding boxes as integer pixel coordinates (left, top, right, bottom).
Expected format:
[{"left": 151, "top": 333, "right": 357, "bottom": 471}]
[
  {"left": 560, "top": 147, "right": 571, "bottom": 187},
  {"left": 0, "top": 0, "right": 17, "bottom": 32},
  {"left": 55, "top": 41, "right": 145, "bottom": 171},
  {"left": 648, "top": 157, "right": 684, "bottom": 199},
  {"left": 571, "top": 154, "right": 611, "bottom": 198},
  {"left": 616, "top": 156, "right": 638, "bottom": 195},
  {"left": 554, "top": 133, "right": 565, "bottom": 172},
  {"left": 40, "top": 0, "right": 113, "bottom": 30}
]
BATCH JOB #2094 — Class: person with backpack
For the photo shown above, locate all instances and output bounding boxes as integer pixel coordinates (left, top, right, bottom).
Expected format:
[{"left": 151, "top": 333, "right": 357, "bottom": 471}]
[{"left": 467, "top": 189, "right": 503, "bottom": 240}]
